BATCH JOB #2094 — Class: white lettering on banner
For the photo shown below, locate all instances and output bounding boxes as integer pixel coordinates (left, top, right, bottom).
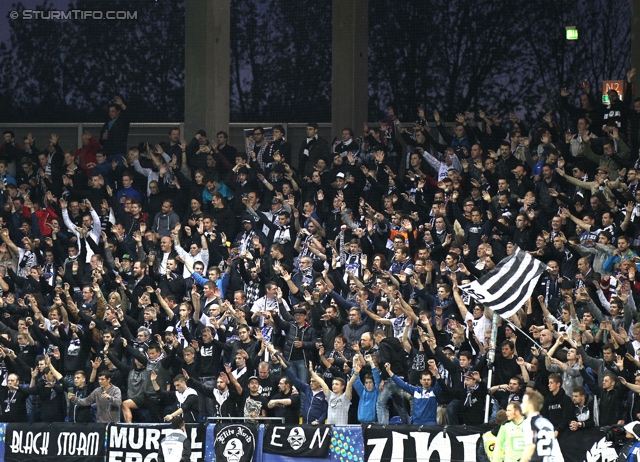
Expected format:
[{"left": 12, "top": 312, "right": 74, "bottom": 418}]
[
  {"left": 366, "top": 438, "right": 392, "bottom": 462},
  {"left": 366, "top": 430, "right": 481, "bottom": 462},
  {"left": 270, "top": 426, "right": 285, "bottom": 447},
  {"left": 108, "top": 425, "right": 203, "bottom": 462},
  {"left": 129, "top": 428, "right": 144, "bottom": 449},
  {"left": 109, "top": 426, "right": 171, "bottom": 450},
  {"left": 389, "top": 432, "right": 408, "bottom": 461},
  {"left": 108, "top": 451, "right": 124, "bottom": 462},
  {"left": 10, "top": 430, "right": 50, "bottom": 455},
  {"left": 411, "top": 433, "right": 441, "bottom": 462},
  {"left": 191, "top": 428, "right": 203, "bottom": 449},
  {"left": 57, "top": 431, "right": 101, "bottom": 455},
  {"left": 309, "top": 427, "right": 331, "bottom": 449},
  {"left": 453, "top": 434, "right": 479, "bottom": 461},
  {"left": 270, "top": 426, "right": 332, "bottom": 451},
  {"left": 107, "top": 453, "right": 154, "bottom": 462}
]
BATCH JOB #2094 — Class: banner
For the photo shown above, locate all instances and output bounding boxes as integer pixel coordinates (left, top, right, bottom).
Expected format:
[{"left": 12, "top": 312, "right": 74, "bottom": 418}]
[
  {"left": 262, "top": 426, "right": 364, "bottom": 462},
  {"left": 363, "top": 424, "right": 489, "bottom": 462},
  {"left": 107, "top": 423, "right": 205, "bottom": 462},
  {"left": 214, "top": 423, "right": 258, "bottom": 462},
  {"left": 263, "top": 424, "right": 333, "bottom": 458},
  {"left": 5, "top": 422, "right": 107, "bottom": 462},
  {"left": 558, "top": 427, "right": 619, "bottom": 462},
  {"left": 0, "top": 423, "right": 628, "bottom": 462}
]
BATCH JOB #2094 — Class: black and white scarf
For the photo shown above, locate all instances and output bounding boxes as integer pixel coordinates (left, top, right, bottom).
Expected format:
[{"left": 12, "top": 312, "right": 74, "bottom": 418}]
[
  {"left": 245, "top": 280, "right": 261, "bottom": 305},
  {"left": 464, "top": 384, "right": 479, "bottom": 407}
]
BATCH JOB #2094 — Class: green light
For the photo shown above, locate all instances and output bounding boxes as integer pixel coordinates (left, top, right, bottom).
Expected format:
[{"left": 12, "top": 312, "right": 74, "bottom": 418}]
[{"left": 566, "top": 26, "right": 578, "bottom": 40}]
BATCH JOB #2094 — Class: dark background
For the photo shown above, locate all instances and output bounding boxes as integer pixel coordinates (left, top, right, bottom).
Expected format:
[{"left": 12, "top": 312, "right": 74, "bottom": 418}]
[{"left": 0, "top": 0, "right": 631, "bottom": 126}]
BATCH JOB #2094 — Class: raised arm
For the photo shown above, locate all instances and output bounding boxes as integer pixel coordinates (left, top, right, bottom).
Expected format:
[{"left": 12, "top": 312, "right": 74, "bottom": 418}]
[{"left": 308, "top": 362, "right": 329, "bottom": 396}]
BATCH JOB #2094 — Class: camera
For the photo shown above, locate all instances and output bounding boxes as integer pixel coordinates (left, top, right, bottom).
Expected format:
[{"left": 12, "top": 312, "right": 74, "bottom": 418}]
[{"left": 603, "top": 424, "right": 627, "bottom": 447}]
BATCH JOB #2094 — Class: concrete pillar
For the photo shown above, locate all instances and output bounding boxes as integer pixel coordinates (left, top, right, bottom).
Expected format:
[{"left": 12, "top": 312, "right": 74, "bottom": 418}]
[
  {"left": 332, "top": 0, "right": 368, "bottom": 140},
  {"left": 185, "top": 0, "right": 230, "bottom": 139}
]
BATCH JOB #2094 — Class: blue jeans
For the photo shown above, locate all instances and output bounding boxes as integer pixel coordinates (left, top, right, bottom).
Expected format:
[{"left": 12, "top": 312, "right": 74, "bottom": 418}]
[
  {"left": 289, "top": 359, "right": 310, "bottom": 384},
  {"left": 198, "top": 377, "right": 217, "bottom": 421},
  {"left": 289, "top": 359, "right": 310, "bottom": 406},
  {"left": 447, "top": 399, "right": 462, "bottom": 425},
  {"left": 376, "top": 378, "right": 410, "bottom": 425}
]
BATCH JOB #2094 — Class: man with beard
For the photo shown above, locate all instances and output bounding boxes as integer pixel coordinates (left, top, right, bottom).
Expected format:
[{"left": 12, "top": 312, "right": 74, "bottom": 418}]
[{"left": 237, "top": 375, "right": 268, "bottom": 419}]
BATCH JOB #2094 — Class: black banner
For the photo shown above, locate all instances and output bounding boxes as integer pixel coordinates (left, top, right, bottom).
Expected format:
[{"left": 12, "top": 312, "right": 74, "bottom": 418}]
[
  {"left": 363, "top": 424, "right": 489, "bottom": 462},
  {"left": 557, "top": 426, "right": 620, "bottom": 462},
  {"left": 214, "top": 423, "right": 258, "bottom": 462},
  {"left": 6, "top": 422, "right": 107, "bottom": 462},
  {"left": 107, "top": 423, "right": 205, "bottom": 462},
  {"left": 263, "top": 424, "right": 333, "bottom": 458}
]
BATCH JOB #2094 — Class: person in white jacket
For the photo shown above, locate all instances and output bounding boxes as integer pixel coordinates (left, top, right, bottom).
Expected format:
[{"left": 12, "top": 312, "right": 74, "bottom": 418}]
[
  {"left": 61, "top": 197, "right": 101, "bottom": 264},
  {"left": 419, "top": 147, "right": 462, "bottom": 181},
  {"left": 173, "top": 223, "right": 209, "bottom": 278}
]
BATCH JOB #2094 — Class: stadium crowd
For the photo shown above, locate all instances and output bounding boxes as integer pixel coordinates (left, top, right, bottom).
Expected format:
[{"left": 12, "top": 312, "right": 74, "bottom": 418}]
[{"left": 1, "top": 70, "right": 640, "bottom": 448}]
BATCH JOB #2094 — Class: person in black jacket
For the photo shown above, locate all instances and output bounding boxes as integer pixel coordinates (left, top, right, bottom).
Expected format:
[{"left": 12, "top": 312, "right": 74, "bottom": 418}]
[
  {"left": 23, "top": 363, "right": 66, "bottom": 423},
  {"left": 273, "top": 305, "right": 316, "bottom": 385},
  {"left": 67, "top": 369, "right": 96, "bottom": 423},
  {"left": 182, "top": 367, "right": 239, "bottom": 418},
  {"left": 299, "top": 123, "right": 330, "bottom": 177},
  {"left": 459, "top": 371, "right": 487, "bottom": 425},
  {"left": 0, "top": 373, "right": 29, "bottom": 422},
  {"left": 374, "top": 328, "right": 410, "bottom": 424},
  {"left": 581, "top": 369, "right": 626, "bottom": 426},
  {"left": 152, "top": 373, "right": 199, "bottom": 423},
  {"left": 569, "top": 385, "right": 595, "bottom": 431},
  {"left": 263, "top": 125, "right": 292, "bottom": 167},
  {"left": 99, "top": 96, "right": 130, "bottom": 158},
  {"left": 542, "top": 372, "right": 573, "bottom": 436}
]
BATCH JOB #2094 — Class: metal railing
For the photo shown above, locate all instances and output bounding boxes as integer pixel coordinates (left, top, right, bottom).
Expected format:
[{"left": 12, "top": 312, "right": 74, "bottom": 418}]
[
  {"left": 0, "top": 121, "right": 452, "bottom": 161},
  {"left": 206, "top": 416, "right": 285, "bottom": 423},
  {"left": 0, "top": 122, "right": 185, "bottom": 153}
]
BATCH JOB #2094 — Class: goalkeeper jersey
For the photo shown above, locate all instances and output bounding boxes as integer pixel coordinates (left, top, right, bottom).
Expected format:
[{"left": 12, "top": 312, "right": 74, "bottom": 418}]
[{"left": 493, "top": 418, "right": 526, "bottom": 462}]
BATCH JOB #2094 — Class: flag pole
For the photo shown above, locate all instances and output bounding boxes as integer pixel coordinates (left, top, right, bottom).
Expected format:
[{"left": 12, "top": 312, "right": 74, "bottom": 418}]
[
  {"left": 510, "top": 322, "right": 544, "bottom": 350},
  {"left": 482, "top": 306, "right": 544, "bottom": 423},
  {"left": 483, "top": 311, "right": 499, "bottom": 423}
]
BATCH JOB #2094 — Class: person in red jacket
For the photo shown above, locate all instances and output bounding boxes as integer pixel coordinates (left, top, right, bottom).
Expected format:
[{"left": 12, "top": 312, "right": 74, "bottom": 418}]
[{"left": 75, "top": 131, "right": 100, "bottom": 176}]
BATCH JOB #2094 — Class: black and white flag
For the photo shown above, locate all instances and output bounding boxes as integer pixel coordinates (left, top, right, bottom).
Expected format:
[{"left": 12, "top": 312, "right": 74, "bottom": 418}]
[{"left": 459, "top": 247, "right": 547, "bottom": 319}]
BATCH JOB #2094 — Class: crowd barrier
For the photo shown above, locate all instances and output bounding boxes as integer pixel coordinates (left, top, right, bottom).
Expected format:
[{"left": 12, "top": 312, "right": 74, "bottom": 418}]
[{"left": 0, "top": 421, "right": 622, "bottom": 462}]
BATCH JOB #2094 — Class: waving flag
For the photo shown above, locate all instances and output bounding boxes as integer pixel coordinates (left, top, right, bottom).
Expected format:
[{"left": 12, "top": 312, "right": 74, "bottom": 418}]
[{"left": 459, "top": 247, "right": 548, "bottom": 319}]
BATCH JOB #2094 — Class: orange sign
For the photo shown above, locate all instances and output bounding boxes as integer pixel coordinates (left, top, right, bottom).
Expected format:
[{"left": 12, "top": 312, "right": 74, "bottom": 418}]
[{"left": 602, "top": 80, "right": 625, "bottom": 103}]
